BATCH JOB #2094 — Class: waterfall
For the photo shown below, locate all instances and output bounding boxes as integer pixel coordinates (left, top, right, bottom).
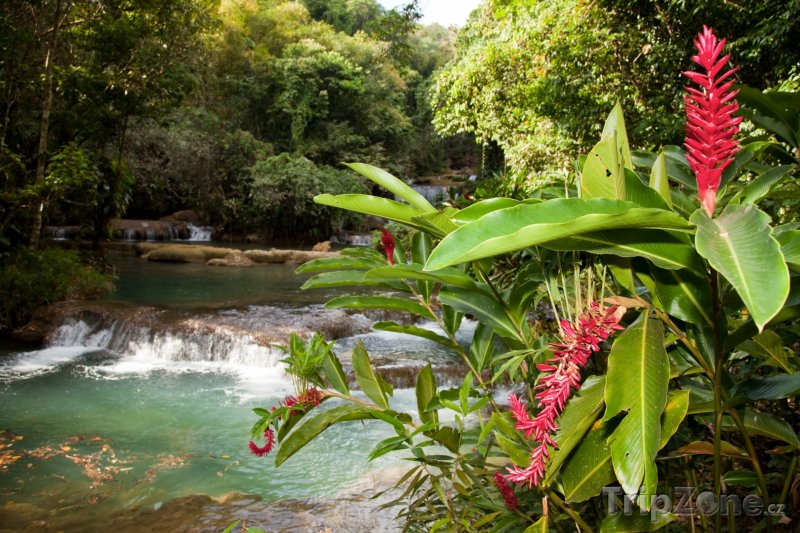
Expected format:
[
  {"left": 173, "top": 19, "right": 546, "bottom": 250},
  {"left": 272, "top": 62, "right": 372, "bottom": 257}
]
[{"left": 185, "top": 224, "right": 213, "bottom": 241}]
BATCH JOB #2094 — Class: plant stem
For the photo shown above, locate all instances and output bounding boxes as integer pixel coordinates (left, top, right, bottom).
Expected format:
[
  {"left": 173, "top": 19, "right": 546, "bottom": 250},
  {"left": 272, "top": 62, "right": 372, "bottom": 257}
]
[
  {"left": 727, "top": 408, "right": 773, "bottom": 533},
  {"left": 779, "top": 454, "right": 797, "bottom": 506},
  {"left": 546, "top": 490, "right": 593, "bottom": 532},
  {"left": 710, "top": 269, "right": 724, "bottom": 533}
]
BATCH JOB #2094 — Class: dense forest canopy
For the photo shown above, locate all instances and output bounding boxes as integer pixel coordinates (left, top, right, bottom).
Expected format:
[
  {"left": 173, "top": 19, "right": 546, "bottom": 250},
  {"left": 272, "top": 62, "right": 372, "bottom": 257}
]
[
  {"left": 432, "top": 0, "right": 800, "bottom": 180},
  {"left": 1, "top": 0, "right": 471, "bottom": 247}
]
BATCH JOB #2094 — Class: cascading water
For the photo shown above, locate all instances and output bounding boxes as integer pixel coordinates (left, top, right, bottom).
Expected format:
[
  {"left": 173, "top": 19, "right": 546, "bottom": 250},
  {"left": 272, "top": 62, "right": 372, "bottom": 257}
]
[
  {"left": 0, "top": 255, "right": 467, "bottom": 532},
  {"left": 185, "top": 223, "right": 213, "bottom": 241}
]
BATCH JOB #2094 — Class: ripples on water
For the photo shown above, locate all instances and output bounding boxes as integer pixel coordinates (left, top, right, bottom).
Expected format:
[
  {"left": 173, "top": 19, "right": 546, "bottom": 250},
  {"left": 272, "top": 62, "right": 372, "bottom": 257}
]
[{"left": 0, "top": 253, "right": 473, "bottom": 531}]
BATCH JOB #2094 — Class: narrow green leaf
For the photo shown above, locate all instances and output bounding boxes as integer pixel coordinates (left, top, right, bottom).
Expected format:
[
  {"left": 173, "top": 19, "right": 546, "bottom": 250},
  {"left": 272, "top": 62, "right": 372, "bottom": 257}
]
[
  {"left": 730, "top": 373, "right": 800, "bottom": 401},
  {"left": 738, "top": 330, "right": 795, "bottom": 372},
  {"left": 722, "top": 408, "right": 800, "bottom": 449},
  {"left": 325, "top": 295, "right": 435, "bottom": 320},
  {"left": 633, "top": 146, "right": 696, "bottom": 189},
  {"left": 648, "top": 266, "right": 714, "bottom": 327},
  {"left": 365, "top": 263, "right": 478, "bottom": 289},
  {"left": 649, "top": 152, "right": 672, "bottom": 207},
  {"left": 275, "top": 404, "right": 374, "bottom": 466},
  {"left": 372, "top": 321, "right": 454, "bottom": 349},
  {"left": 343, "top": 163, "right": 436, "bottom": 212},
  {"left": 469, "top": 322, "right": 495, "bottom": 372},
  {"left": 659, "top": 390, "right": 690, "bottom": 449},
  {"left": 416, "top": 364, "right": 438, "bottom": 425},
  {"left": 777, "top": 230, "right": 800, "bottom": 269},
  {"left": 321, "top": 349, "right": 349, "bottom": 395},
  {"left": 495, "top": 432, "right": 531, "bottom": 467},
  {"left": 730, "top": 165, "right": 795, "bottom": 205},
  {"left": 453, "top": 198, "right": 525, "bottom": 224},
  {"left": 314, "top": 193, "right": 425, "bottom": 229},
  {"left": 301, "top": 271, "right": 406, "bottom": 290},
  {"left": 604, "top": 313, "right": 670, "bottom": 506},
  {"left": 691, "top": 205, "right": 790, "bottom": 331},
  {"left": 439, "top": 287, "right": 523, "bottom": 342},
  {"left": 351, "top": 341, "right": 390, "bottom": 409},
  {"left": 545, "top": 375, "right": 606, "bottom": 482},
  {"left": 545, "top": 229, "right": 704, "bottom": 274},
  {"left": 600, "top": 512, "right": 677, "bottom": 532},
  {"left": 296, "top": 256, "right": 382, "bottom": 274},
  {"left": 426, "top": 198, "right": 692, "bottom": 270}
]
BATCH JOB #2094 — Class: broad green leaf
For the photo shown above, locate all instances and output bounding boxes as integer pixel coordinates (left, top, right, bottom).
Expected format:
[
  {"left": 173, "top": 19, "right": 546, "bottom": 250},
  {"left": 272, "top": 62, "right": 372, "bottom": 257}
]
[
  {"left": 729, "top": 164, "right": 795, "bottom": 205},
  {"left": 737, "top": 87, "right": 799, "bottom": 149},
  {"left": 439, "top": 287, "right": 524, "bottom": 343},
  {"left": 452, "top": 198, "right": 524, "bottom": 224},
  {"left": 730, "top": 373, "right": 800, "bottom": 401},
  {"left": 523, "top": 517, "right": 548, "bottom": 533},
  {"left": 410, "top": 210, "right": 459, "bottom": 237},
  {"left": 606, "top": 256, "right": 637, "bottom": 294},
  {"left": 351, "top": 341, "right": 390, "bottom": 409},
  {"left": 721, "top": 408, "right": 800, "bottom": 449},
  {"left": 738, "top": 330, "right": 794, "bottom": 372},
  {"left": 581, "top": 132, "right": 625, "bottom": 200},
  {"left": 604, "top": 313, "right": 670, "bottom": 506},
  {"left": 624, "top": 169, "right": 671, "bottom": 210},
  {"left": 416, "top": 364, "right": 438, "bottom": 425},
  {"left": 648, "top": 266, "right": 714, "bottom": 327},
  {"left": 777, "top": 230, "right": 800, "bottom": 269},
  {"left": 602, "top": 102, "right": 634, "bottom": 170},
  {"left": 600, "top": 512, "right": 677, "bottom": 532},
  {"left": 545, "top": 229, "right": 704, "bottom": 274},
  {"left": 322, "top": 350, "right": 349, "bottom": 395},
  {"left": 545, "top": 375, "right": 606, "bottom": 482},
  {"left": 314, "top": 194, "right": 425, "bottom": 230},
  {"left": 275, "top": 404, "right": 373, "bottom": 466},
  {"left": 372, "top": 321, "right": 454, "bottom": 349},
  {"left": 301, "top": 271, "right": 406, "bottom": 290},
  {"left": 426, "top": 198, "right": 693, "bottom": 270},
  {"left": 560, "top": 420, "right": 615, "bottom": 502},
  {"left": 343, "top": 163, "right": 436, "bottom": 212},
  {"left": 649, "top": 152, "right": 672, "bottom": 207},
  {"left": 633, "top": 146, "right": 696, "bottom": 189},
  {"left": 325, "top": 295, "right": 435, "bottom": 320},
  {"left": 658, "top": 390, "right": 690, "bottom": 449},
  {"left": 691, "top": 205, "right": 790, "bottom": 331},
  {"left": 365, "top": 263, "right": 478, "bottom": 289},
  {"left": 296, "top": 256, "right": 382, "bottom": 274}
]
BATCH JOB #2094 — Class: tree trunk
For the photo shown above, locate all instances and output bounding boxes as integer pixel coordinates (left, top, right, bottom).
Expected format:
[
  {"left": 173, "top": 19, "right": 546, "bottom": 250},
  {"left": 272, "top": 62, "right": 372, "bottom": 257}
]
[{"left": 29, "top": 0, "right": 66, "bottom": 250}]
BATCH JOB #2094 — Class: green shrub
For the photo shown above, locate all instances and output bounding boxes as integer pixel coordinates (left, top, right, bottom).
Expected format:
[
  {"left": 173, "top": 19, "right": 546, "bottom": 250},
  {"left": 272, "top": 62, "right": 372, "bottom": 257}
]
[
  {"left": 0, "top": 248, "right": 114, "bottom": 333},
  {"left": 249, "top": 153, "right": 366, "bottom": 242}
]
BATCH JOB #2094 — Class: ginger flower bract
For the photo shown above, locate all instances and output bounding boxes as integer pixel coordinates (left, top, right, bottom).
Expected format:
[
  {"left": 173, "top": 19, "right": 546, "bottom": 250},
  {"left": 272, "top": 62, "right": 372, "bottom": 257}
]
[
  {"left": 683, "top": 25, "right": 741, "bottom": 216},
  {"left": 249, "top": 428, "right": 275, "bottom": 457},
  {"left": 505, "top": 302, "right": 625, "bottom": 488},
  {"left": 380, "top": 227, "right": 396, "bottom": 265}
]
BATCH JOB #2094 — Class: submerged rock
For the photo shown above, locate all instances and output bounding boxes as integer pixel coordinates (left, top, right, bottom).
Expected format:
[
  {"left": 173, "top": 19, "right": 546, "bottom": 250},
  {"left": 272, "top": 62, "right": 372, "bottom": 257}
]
[{"left": 207, "top": 251, "right": 255, "bottom": 267}]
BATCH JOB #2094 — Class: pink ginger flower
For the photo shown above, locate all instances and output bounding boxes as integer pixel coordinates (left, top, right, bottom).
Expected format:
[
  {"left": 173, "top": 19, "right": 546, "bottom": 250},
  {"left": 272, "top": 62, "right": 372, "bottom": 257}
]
[
  {"left": 505, "top": 302, "right": 625, "bottom": 488},
  {"left": 380, "top": 227, "right": 396, "bottom": 265},
  {"left": 249, "top": 428, "right": 275, "bottom": 457},
  {"left": 684, "top": 26, "right": 741, "bottom": 216},
  {"left": 494, "top": 471, "right": 519, "bottom": 510}
]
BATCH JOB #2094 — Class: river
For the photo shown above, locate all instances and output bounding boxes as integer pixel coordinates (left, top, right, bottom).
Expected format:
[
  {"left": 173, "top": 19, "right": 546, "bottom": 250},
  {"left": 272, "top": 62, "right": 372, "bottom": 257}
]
[{"left": 0, "top": 249, "right": 469, "bottom": 532}]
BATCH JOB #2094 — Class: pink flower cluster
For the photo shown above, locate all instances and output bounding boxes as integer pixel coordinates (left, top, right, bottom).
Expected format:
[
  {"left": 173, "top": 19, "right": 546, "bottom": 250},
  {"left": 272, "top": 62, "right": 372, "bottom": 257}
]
[
  {"left": 505, "top": 302, "right": 625, "bottom": 487},
  {"left": 684, "top": 26, "right": 741, "bottom": 216},
  {"left": 249, "top": 387, "right": 324, "bottom": 457}
]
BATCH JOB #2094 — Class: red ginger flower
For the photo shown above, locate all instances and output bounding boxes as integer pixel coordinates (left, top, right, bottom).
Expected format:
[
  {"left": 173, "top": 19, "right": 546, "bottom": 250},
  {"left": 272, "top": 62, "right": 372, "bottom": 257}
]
[
  {"left": 684, "top": 25, "right": 741, "bottom": 216},
  {"left": 505, "top": 302, "right": 625, "bottom": 488},
  {"left": 494, "top": 471, "right": 519, "bottom": 510},
  {"left": 380, "top": 227, "right": 395, "bottom": 265},
  {"left": 249, "top": 428, "right": 275, "bottom": 457}
]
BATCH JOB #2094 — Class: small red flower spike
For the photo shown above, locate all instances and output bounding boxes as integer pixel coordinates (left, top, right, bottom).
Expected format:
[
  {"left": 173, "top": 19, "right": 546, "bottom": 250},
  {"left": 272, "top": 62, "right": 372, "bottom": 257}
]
[
  {"left": 494, "top": 471, "right": 519, "bottom": 510},
  {"left": 684, "top": 26, "right": 741, "bottom": 217},
  {"left": 249, "top": 428, "right": 275, "bottom": 457},
  {"left": 380, "top": 227, "right": 396, "bottom": 265}
]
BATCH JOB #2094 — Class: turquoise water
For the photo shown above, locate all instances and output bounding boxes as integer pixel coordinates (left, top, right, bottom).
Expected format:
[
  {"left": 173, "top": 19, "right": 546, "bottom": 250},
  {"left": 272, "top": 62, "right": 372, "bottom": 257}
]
[{"left": 0, "top": 251, "right": 440, "bottom": 531}]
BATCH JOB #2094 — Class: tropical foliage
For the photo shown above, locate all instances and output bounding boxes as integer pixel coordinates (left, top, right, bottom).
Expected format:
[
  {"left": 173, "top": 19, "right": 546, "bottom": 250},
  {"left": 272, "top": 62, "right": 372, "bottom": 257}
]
[{"left": 250, "top": 25, "right": 800, "bottom": 531}]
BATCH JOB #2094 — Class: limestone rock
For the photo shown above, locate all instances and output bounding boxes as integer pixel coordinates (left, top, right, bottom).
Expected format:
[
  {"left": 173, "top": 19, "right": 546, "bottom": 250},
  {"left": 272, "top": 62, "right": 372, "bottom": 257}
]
[{"left": 311, "top": 240, "right": 332, "bottom": 252}]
